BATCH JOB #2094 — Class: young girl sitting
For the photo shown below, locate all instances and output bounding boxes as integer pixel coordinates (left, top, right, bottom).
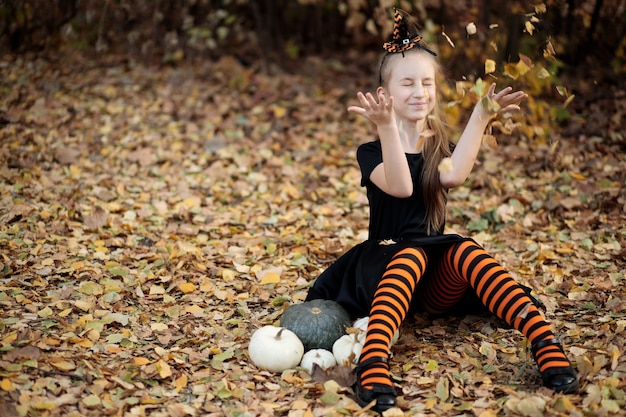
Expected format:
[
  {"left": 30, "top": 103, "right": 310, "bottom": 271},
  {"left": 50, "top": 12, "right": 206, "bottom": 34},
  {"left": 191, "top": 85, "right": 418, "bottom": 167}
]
[{"left": 305, "top": 8, "right": 579, "bottom": 413}]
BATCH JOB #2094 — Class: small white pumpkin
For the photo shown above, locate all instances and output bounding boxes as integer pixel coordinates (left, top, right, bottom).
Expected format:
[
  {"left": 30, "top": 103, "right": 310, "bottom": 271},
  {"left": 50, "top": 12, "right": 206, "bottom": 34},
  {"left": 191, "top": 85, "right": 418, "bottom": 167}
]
[
  {"left": 352, "top": 316, "right": 400, "bottom": 346},
  {"left": 332, "top": 333, "right": 363, "bottom": 366},
  {"left": 300, "top": 348, "right": 336, "bottom": 374},
  {"left": 248, "top": 326, "right": 304, "bottom": 373}
]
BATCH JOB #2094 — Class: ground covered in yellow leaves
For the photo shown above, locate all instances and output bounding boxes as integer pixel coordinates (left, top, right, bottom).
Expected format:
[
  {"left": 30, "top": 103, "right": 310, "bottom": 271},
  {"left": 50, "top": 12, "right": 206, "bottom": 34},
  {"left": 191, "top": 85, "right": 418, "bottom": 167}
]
[{"left": 0, "top": 48, "right": 625, "bottom": 416}]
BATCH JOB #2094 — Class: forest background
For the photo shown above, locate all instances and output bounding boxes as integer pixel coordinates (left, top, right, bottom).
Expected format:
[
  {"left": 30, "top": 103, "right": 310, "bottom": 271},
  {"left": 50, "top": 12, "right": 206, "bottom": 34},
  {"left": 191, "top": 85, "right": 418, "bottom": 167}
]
[{"left": 0, "top": 0, "right": 625, "bottom": 416}]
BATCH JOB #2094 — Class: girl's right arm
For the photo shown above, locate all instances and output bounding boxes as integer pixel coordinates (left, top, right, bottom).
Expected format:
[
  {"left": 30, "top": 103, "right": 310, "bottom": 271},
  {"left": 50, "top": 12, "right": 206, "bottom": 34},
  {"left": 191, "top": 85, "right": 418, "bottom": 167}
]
[{"left": 348, "top": 91, "right": 413, "bottom": 198}]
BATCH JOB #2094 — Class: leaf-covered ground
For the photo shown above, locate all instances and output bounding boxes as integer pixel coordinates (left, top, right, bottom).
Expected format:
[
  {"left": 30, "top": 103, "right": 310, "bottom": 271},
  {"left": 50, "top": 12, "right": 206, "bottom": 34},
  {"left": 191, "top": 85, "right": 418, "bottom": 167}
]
[{"left": 0, "top": 49, "right": 625, "bottom": 417}]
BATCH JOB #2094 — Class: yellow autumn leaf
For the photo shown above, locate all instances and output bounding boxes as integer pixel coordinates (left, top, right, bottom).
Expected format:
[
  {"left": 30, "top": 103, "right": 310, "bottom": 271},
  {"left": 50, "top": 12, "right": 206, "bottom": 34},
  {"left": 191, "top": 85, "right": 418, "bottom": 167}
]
[
  {"left": 74, "top": 300, "right": 92, "bottom": 311},
  {"left": 32, "top": 401, "right": 56, "bottom": 410},
  {"left": 41, "top": 258, "right": 55, "bottom": 266},
  {"left": 82, "top": 394, "right": 101, "bottom": 407},
  {"left": 536, "top": 67, "right": 551, "bottom": 79},
  {"left": 156, "top": 359, "right": 172, "bottom": 378},
  {"left": 425, "top": 398, "right": 437, "bottom": 409},
  {"left": 273, "top": 105, "right": 287, "bottom": 118},
  {"left": 504, "top": 62, "right": 520, "bottom": 80},
  {"left": 516, "top": 59, "right": 531, "bottom": 76},
  {"left": 259, "top": 271, "right": 281, "bottom": 285},
  {"left": 177, "top": 282, "right": 196, "bottom": 294},
  {"left": 482, "top": 134, "right": 498, "bottom": 149},
  {"left": 466, "top": 22, "right": 477, "bottom": 36},
  {"left": 50, "top": 359, "right": 76, "bottom": 371},
  {"left": 174, "top": 373, "right": 188, "bottom": 392},
  {"left": 185, "top": 304, "right": 204, "bottom": 315},
  {"left": 563, "top": 94, "right": 575, "bottom": 108},
  {"left": 149, "top": 285, "right": 166, "bottom": 295},
  {"left": 70, "top": 261, "right": 85, "bottom": 270},
  {"left": 2, "top": 332, "right": 17, "bottom": 344},
  {"left": 556, "top": 86, "right": 569, "bottom": 96},
  {"left": 1, "top": 378, "right": 14, "bottom": 391},
  {"left": 485, "top": 59, "right": 496, "bottom": 74},
  {"left": 38, "top": 306, "right": 54, "bottom": 317},
  {"left": 134, "top": 357, "right": 152, "bottom": 366},
  {"left": 151, "top": 323, "right": 169, "bottom": 332},
  {"left": 438, "top": 157, "right": 454, "bottom": 174},
  {"left": 86, "top": 329, "right": 100, "bottom": 341},
  {"left": 221, "top": 269, "right": 236, "bottom": 280},
  {"left": 58, "top": 308, "right": 73, "bottom": 317},
  {"left": 106, "top": 345, "right": 122, "bottom": 354},
  {"left": 525, "top": 21, "right": 535, "bottom": 35}
]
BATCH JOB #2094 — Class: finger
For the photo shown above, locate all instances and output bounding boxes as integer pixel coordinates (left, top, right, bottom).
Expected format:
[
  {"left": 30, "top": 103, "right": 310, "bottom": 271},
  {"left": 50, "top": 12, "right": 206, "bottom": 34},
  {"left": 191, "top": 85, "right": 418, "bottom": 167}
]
[
  {"left": 503, "top": 92, "right": 527, "bottom": 106},
  {"left": 355, "top": 92, "right": 369, "bottom": 107},
  {"left": 364, "top": 92, "right": 380, "bottom": 107},
  {"left": 347, "top": 105, "right": 365, "bottom": 114},
  {"left": 488, "top": 83, "right": 497, "bottom": 97},
  {"left": 493, "top": 85, "right": 512, "bottom": 100}
]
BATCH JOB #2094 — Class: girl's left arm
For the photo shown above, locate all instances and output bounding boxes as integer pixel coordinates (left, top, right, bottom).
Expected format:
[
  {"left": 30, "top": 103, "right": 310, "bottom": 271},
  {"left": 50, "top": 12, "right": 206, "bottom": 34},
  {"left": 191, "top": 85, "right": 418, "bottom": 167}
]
[{"left": 440, "top": 83, "right": 527, "bottom": 189}]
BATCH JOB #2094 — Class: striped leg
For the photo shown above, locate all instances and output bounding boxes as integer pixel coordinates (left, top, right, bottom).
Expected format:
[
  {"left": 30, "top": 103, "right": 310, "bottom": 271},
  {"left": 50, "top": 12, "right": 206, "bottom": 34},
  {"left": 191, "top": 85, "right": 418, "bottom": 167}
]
[
  {"left": 359, "top": 247, "right": 427, "bottom": 389},
  {"left": 422, "top": 240, "right": 575, "bottom": 386}
]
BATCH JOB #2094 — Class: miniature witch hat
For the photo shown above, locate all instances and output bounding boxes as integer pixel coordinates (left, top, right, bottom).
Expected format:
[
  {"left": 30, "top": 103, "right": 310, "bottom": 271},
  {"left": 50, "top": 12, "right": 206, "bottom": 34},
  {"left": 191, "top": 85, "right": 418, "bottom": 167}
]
[{"left": 382, "top": 8, "right": 436, "bottom": 56}]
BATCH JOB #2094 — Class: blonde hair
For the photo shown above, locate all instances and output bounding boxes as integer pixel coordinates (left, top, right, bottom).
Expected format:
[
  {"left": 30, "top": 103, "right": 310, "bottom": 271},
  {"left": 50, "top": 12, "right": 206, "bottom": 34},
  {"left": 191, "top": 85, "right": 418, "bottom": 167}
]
[{"left": 378, "top": 47, "right": 451, "bottom": 235}]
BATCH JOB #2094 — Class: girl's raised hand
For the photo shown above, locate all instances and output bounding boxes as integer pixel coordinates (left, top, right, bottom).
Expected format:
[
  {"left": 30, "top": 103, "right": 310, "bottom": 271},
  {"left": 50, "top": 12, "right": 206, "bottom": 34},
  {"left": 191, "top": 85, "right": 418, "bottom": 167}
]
[
  {"left": 479, "top": 83, "right": 528, "bottom": 118},
  {"left": 347, "top": 91, "right": 395, "bottom": 126}
]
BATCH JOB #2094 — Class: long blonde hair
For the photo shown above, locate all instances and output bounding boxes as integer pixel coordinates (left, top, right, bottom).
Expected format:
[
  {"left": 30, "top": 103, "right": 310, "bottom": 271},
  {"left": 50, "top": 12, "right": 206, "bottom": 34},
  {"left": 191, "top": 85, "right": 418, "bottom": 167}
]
[{"left": 378, "top": 47, "right": 451, "bottom": 235}]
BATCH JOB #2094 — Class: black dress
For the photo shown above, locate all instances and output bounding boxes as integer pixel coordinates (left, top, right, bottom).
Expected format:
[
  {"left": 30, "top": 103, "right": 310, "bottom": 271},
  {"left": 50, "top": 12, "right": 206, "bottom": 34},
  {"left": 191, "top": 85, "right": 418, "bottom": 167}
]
[{"left": 306, "top": 140, "right": 474, "bottom": 320}]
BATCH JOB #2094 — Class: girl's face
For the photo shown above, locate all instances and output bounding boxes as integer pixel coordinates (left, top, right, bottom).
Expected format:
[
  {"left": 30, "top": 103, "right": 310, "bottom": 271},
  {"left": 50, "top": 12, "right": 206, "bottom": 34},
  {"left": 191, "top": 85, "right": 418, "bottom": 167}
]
[{"left": 383, "top": 52, "right": 437, "bottom": 123}]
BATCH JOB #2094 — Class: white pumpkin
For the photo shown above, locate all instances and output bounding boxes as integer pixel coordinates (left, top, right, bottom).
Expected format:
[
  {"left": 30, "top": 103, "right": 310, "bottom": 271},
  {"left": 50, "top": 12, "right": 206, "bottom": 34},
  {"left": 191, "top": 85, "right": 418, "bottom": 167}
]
[
  {"left": 332, "top": 333, "right": 363, "bottom": 366},
  {"left": 248, "top": 326, "right": 304, "bottom": 373},
  {"left": 300, "top": 349, "right": 336, "bottom": 374},
  {"left": 352, "top": 316, "right": 400, "bottom": 346}
]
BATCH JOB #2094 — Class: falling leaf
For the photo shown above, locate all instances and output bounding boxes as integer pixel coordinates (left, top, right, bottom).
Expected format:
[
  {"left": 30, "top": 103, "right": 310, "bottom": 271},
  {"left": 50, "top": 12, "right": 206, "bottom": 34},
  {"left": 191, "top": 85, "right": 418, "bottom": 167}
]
[
  {"left": 485, "top": 59, "right": 496, "bottom": 74},
  {"left": 536, "top": 67, "right": 550, "bottom": 79},
  {"left": 480, "top": 96, "right": 501, "bottom": 115},
  {"left": 438, "top": 157, "right": 454, "bottom": 174},
  {"left": 483, "top": 134, "right": 498, "bottom": 149},
  {"left": 442, "top": 29, "right": 455, "bottom": 47},
  {"left": 466, "top": 22, "right": 477, "bottom": 36}
]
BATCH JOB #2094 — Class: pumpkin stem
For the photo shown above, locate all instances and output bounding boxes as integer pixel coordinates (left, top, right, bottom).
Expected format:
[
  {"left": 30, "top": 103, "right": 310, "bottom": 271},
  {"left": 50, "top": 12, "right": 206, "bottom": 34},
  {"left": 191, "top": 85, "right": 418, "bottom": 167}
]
[
  {"left": 275, "top": 327, "right": 285, "bottom": 340},
  {"left": 311, "top": 307, "right": 322, "bottom": 315}
]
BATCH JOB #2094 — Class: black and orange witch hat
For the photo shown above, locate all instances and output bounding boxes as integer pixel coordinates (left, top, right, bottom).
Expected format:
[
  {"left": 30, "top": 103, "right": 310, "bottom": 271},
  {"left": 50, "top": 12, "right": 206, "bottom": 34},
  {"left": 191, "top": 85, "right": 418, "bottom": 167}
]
[{"left": 382, "top": 8, "right": 436, "bottom": 56}]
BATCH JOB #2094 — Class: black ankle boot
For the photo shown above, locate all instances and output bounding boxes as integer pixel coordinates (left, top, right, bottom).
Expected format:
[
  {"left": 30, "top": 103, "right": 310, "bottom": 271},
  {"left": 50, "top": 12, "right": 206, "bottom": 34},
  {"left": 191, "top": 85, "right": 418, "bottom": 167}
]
[
  {"left": 353, "top": 356, "right": 397, "bottom": 413},
  {"left": 532, "top": 338, "right": 579, "bottom": 394}
]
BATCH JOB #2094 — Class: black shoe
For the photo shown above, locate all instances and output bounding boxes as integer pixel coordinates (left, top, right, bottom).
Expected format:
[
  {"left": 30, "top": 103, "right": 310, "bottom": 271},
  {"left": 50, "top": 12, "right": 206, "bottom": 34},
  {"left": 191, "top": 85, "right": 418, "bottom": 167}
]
[
  {"left": 532, "top": 338, "right": 579, "bottom": 394},
  {"left": 353, "top": 356, "right": 397, "bottom": 413}
]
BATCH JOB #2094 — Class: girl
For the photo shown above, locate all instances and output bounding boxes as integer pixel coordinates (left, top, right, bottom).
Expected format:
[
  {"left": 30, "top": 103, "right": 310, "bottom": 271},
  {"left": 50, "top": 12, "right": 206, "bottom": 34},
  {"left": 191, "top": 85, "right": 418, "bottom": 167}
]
[{"left": 305, "top": 9, "right": 578, "bottom": 413}]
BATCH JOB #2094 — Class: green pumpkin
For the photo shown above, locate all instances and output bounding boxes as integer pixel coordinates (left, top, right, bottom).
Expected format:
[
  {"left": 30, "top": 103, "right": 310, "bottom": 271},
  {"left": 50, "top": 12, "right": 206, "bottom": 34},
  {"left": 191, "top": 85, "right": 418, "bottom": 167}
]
[{"left": 280, "top": 299, "right": 351, "bottom": 351}]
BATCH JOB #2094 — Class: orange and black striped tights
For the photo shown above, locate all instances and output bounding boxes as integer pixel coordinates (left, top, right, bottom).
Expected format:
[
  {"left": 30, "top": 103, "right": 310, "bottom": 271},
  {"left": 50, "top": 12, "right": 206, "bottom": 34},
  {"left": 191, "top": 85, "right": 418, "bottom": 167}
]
[{"left": 359, "top": 240, "right": 571, "bottom": 389}]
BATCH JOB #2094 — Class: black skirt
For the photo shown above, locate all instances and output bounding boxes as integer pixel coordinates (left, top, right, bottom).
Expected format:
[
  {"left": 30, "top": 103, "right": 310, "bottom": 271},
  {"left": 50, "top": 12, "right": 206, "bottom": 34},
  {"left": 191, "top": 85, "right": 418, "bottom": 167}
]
[{"left": 305, "top": 234, "right": 489, "bottom": 320}]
